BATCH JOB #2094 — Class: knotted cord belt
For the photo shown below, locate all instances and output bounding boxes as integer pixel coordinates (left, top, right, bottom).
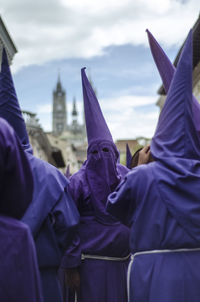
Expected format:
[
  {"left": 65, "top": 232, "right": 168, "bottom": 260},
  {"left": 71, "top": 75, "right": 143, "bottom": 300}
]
[{"left": 73, "top": 253, "right": 130, "bottom": 302}]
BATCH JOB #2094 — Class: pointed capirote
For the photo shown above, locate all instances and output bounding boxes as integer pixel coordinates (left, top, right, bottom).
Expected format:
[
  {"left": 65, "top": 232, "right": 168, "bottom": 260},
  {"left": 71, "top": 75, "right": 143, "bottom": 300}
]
[
  {"left": 146, "top": 29, "right": 200, "bottom": 133},
  {"left": 126, "top": 144, "right": 132, "bottom": 168},
  {"left": 65, "top": 164, "right": 70, "bottom": 178},
  {"left": 0, "top": 48, "right": 31, "bottom": 151},
  {"left": 146, "top": 29, "right": 175, "bottom": 93},
  {"left": 151, "top": 29, "right": 200, "bottom": 159},
  {"left": 81, "top": 67, "right": 113, "bottom": 145}
]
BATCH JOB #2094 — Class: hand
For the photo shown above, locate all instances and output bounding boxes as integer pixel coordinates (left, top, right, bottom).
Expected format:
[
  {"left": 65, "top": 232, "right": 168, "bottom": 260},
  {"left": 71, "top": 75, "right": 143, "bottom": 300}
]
[
  {"left": 137, "top": 145, "right": 151, "bottom": 166},
  {"left": 65, "top": 268, "right": 80, "bottom": 291}
]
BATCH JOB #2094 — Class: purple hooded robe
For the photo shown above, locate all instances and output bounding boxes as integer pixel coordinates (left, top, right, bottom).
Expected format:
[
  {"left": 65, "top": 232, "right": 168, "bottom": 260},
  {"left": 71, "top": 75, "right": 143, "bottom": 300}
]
[
  {"left": 0, "top": 117, "right": 43, "bottom": 302},
  {"left": 107, "top": 30, "right": 200, "bottom": 302},
  {"left": 62, "top": 68, "right": 130, "bottom": 302},
  {"left": 0, "top": 49, "right": 79, "bottom": 302}
]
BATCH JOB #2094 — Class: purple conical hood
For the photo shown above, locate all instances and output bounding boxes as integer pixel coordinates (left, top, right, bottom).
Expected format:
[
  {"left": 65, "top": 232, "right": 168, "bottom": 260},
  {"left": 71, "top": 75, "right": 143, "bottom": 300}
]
[
  {"left": 81, "top": 67, "right": 113, "bottom": 145},
  {"left": 126, "top": 144, "right": 132, "bottom": 169},
  {"left": 65, "top": 164, "right": 70, "bottom": 178},
  {"left": 146, "top": 29, "right": 200, "bottom": 134},
  {"left": 0, "top": 48, "right": 32, "bottom": 152},
  {"left": 146, "top": 29, "right": 175, "bottom": 93},
  {"left": 151, "top": 30, "right": 200, "bottom": 159}
]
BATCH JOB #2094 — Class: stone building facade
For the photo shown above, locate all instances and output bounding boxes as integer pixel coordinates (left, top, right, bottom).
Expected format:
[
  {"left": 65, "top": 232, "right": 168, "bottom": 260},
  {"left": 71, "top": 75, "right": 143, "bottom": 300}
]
[
  {"left": 51, "top": 76, "right": 87, "bottom": 172},
  {"left": 23, "top": 111, "right": 65, "bottom": 169},
  {"left": 0, "top": 16, "right": 17, "bottom": 66},
  {"left": 52, "top": 76, "right": 86, "bottom": 142},
  {"left": 52, "top": 75, "right": 67, "bottom": 135}
]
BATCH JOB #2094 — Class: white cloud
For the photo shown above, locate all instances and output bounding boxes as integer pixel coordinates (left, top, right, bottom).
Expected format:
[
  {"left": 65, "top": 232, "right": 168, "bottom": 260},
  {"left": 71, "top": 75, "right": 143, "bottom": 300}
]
[
  {"left": 102, "top": 97, "right": 159, "bottom": 140},
  {"left": 100, "top": 95, "right": 156, "bottom": 111},
  {"left": 37, "top": 103, "right": 52, "bottom": 114},
  {"left": 0, "top": 0, "right": 198, "bottom": 72},
  {"left": 37, "top": 94, "right": 159, "bottom": 139}
]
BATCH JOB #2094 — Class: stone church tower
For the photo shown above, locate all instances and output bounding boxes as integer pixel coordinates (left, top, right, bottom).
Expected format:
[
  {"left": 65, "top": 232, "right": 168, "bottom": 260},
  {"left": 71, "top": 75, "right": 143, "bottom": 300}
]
[
  {"left": 52, "top": 75, "right": 67, "bottom": 135},
  {"left": 71, "top": 97, "right": 79, "bottom": 134}
]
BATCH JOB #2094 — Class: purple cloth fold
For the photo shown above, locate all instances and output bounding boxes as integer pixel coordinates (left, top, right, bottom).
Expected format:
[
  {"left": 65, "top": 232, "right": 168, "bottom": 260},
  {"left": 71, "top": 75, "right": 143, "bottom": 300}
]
[
  {"left": 126, "top": 143, "right": 132, "bottom": 169},
  {"left": 0, "top": 48, "right": 79, "bottom": 302},
  {"left": 0, "top": 118, "right": 33, "bottom": 218},
  {"left": 0, "top": 117, "right": 42, "bottom": 301},
  {"left": 107, "top": 29, "right": 200, "bottom": 302},
  {"left": 146, "top": 29, "right": 200, "bottom": 134},
  {"left": 0, "top": 216, "right": 43, "bottom": 302},
  {"left": 62, "top": 68, "right": 130, "bottom": 302},
  {"left": 0, "top": 48, "right": 32, "bottom": 152},
  {"left": 81, "top": 68, "right": 113, "bottom": 145}
]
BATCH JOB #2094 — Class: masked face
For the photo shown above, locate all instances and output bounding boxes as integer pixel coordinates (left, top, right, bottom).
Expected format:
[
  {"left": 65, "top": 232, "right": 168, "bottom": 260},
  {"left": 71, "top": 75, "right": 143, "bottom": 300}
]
[
  {"left": 88, "top": 140, "right": 120, "bottom": 185},
  {"left": 86, "top": 140, "right": 120, "bottom": 224}
]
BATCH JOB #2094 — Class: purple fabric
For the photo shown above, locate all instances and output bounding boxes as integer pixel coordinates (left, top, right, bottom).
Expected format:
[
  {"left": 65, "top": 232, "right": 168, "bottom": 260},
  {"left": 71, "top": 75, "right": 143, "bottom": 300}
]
[
  {"left": 151, "top": 30, "right": 200, "bottom": 160},
  {"left": 81, "top": 68, "right": 113, "bottom": 145},
  {"left": 108, "top": 164, "right": 200, "bottom": 302},
  {"left": 0, "top": 117, "right": 33, "bottom": 218},
  {"left": 62, "top": 68, "right": 130, "bottom": 301},
  {"left": 0, "top": 48, "right": 32, "bottom": 153},
  {"left": 82, "top": 68, "right": 127, "bottom": 224},
  {"left": 22, "top": 154, "right": 79, "bottom": 302},
  {"left": 64, "top": 164, "right": 130, "bottom": 302},
  {"left": 22, "top": 155, "right": 78, "bottom": 237},
  {"left": 0, "top": 118, "right": 42, "bottom": 300},
  {"left": 126, "top": 143, "right": 132, "bottom": 169},
  {"left": 0, "top": 216, "right": 43, "bottom": 302},
  {"left": 107, "top": 30, "right": 200, "bottom": 302},
  {"left": 65, "top": 164, "right": 71, "bottom": 179},
  {"left": 86, "top": 139, "right": 122, "bottom": 223},
  {"left": 65, "top": 159, "right": 130, "bottom": 261},
  {"left": 146, "top": 29, "right": 200, "bottom": 134},
  {"left": 77, "top": 258, "right": 129, "bottom": 302},
  {"left": 0, "top": 49, "right": 80, "bottom": 302}
]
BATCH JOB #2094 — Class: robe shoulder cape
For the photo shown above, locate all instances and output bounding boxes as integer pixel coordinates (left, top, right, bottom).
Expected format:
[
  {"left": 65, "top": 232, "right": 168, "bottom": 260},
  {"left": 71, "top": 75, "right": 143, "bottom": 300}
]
[
  {"left": 107, "top": 161, "right": 200, "bottom": 302},
  {"left": 22, "top": 153, "right": 79, "bottom": 268}
]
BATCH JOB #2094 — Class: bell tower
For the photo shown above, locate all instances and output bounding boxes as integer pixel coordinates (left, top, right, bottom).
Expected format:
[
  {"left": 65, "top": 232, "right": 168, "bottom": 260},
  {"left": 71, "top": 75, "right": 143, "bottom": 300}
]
[
  {"left": 52, "top": 74, "right": 67, "bottom": 135},
  {"left": 71, "top": 96, "right": 79, "bottom": 134}
]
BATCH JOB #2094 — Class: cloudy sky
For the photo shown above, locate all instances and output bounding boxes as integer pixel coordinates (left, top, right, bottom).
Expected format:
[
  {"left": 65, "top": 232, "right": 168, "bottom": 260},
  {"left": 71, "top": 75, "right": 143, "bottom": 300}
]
[{"left": 1, "top": 0, "right": 200, "bottom": 140}]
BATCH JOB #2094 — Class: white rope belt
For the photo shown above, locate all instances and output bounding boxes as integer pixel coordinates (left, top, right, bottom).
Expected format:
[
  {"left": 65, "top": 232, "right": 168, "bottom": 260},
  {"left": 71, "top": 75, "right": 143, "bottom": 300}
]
[
  {"left": 127, "top": 247, "right": 200, "bottom": 302},
  {"left": 81, "top": 253, "right": 130, "bottom": 261},
  {"left": 75, "top": 254, "right": 129, "bottom": 302}
]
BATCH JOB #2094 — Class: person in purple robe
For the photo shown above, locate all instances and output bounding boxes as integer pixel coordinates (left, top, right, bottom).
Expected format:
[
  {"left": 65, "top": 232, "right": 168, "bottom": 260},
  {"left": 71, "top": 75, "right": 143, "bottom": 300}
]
[
  {"left": 0, "top": 49, "right": 79, "bottom": 302},
  {"left": 62, "top": 67, "right": 130, "bottom": 302},
  {"left": 0, "top": 117, "right": 43, "bottom": 302},
  {"left": 107, "top": 30, "right": 200, "bottom": 302}
]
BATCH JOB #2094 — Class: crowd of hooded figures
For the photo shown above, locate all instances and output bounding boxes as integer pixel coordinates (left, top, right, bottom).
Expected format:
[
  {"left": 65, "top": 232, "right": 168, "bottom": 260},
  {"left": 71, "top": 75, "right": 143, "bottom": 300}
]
[{"left": 1, "top": 27, "right": 200, "bottom": 302}]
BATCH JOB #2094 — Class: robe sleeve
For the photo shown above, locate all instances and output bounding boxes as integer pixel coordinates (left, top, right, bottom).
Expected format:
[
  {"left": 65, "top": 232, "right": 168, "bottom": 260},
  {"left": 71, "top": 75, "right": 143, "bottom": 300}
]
[
  {"left": 0, "top": 119, "right": 33, "bottom": 219},
  {"left": 50, "top": 185, "right": 81, "bottom": 268},
  {"left": 107, "top": 168, "right": 141, "bottom": 227},
  {"left": 59, "top": 174, "right": 83, "bottom": 269}
]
